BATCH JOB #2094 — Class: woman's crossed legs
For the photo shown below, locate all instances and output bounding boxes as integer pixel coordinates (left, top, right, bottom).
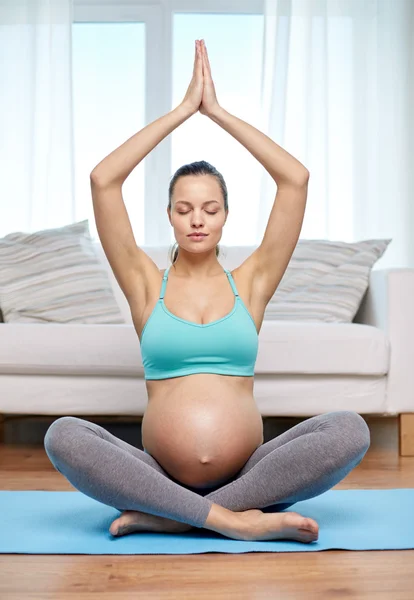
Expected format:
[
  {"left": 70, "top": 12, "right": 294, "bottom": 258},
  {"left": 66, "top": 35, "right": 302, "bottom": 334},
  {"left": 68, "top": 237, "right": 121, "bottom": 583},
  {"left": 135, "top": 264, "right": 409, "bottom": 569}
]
[{"left": 44, "top": 411, "right": 370, "bottom": 534}]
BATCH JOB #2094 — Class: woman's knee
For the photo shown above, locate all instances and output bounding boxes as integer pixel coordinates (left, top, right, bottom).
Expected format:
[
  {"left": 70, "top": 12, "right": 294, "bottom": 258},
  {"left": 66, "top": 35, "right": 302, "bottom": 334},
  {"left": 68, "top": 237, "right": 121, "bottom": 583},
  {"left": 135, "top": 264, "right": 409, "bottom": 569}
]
[
  {"left": 44, "top": 416, "right": 84, "bottom": 458},
  {"left": 331, "top": 410, "right": 371, "bottom": 453}
]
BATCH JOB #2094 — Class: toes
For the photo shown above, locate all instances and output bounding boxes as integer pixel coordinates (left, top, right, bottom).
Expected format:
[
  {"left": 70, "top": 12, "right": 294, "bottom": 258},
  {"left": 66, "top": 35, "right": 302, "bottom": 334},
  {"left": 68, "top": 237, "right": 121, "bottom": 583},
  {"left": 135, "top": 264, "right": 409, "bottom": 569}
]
[
  {"left": 303, "top": 517, "right": 319, "bottom": 534},
  {"left": 297, "top": 521, "right": 319, "bottom": 540},
  {"left": 309, "top": 520, "right": 319, "bottom": 534},
  {"left": 109, "top": 517, "right": 127, "bottom": 537}
]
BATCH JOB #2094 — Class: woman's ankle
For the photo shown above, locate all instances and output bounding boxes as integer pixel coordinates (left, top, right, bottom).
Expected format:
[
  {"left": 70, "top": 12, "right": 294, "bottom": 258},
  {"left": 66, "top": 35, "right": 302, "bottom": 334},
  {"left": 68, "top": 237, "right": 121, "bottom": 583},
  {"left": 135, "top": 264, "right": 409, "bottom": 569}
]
[{"left": 203, "top": 502, "right": 244, "bottom": 537}]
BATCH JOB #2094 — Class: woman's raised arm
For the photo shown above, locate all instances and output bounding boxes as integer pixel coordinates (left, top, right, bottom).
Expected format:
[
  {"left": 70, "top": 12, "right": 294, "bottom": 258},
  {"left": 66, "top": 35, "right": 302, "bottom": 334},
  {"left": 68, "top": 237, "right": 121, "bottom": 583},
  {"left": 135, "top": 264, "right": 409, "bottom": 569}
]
[
  {"left": 90, "top": 40, "right": 204, "bottom": 187},
  {"left": 90, "top": 104, "right": 191, "bottom": 188}
]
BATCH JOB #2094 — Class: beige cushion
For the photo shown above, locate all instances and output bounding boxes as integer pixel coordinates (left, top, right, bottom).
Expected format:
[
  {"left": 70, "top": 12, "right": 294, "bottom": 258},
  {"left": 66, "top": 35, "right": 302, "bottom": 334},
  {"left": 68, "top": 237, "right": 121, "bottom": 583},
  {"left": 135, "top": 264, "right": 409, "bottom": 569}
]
[
  {"left": 0, "top": 219, "right": 124, "bottom": 324},
  {"left": 264, "top": 238, "right": 392, "bottom": 322}
]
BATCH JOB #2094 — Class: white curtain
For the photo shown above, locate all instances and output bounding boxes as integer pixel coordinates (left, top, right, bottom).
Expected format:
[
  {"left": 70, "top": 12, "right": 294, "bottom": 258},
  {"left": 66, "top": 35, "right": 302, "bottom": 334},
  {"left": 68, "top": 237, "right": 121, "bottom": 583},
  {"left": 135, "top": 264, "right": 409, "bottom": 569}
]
[
  {"left": 259, "top": 0, "right": 414, "bottom": 268},
  {"left": 0, "top": 0, "right": 75, "bottom": 234},
  {"left": 1, "top": 0, "right": 413, "bottom": 268}
]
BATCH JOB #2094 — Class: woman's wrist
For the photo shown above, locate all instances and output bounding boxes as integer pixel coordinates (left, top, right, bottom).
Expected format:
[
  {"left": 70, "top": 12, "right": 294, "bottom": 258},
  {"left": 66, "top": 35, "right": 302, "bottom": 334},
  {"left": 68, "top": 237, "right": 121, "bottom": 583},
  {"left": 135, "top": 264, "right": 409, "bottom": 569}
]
[
  {"left": 175, "top": 102, "right": 224, "bottom": 120},
  {"left": 206, "top": 104, "right": 226, "bottom": 122},
  {"left": 175, "top": 102, "right": 197, "bottom": 119}
]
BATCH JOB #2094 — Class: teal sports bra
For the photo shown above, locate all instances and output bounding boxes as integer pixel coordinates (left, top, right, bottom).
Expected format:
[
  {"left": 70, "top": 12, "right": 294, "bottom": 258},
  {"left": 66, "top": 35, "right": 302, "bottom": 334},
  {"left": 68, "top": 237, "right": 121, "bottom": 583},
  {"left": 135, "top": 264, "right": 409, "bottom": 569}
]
[{"left": 140, "top": 265, "right": 259, "bottom": 380}]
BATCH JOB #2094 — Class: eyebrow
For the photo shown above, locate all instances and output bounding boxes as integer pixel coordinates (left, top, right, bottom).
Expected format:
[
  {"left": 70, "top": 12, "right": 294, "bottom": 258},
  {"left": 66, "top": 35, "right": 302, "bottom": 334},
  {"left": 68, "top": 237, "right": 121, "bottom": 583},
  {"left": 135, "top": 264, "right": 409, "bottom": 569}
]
[{"left": 175, "top": 200, "right": 220, "bottom": 206}]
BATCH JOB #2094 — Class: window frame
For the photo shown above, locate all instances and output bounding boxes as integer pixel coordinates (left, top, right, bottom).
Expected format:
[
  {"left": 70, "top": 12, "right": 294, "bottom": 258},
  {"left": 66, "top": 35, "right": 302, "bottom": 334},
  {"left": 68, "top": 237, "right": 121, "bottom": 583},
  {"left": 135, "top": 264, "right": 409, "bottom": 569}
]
[{"left": 73, "top": 0, "right": 264, "bottom": 245}]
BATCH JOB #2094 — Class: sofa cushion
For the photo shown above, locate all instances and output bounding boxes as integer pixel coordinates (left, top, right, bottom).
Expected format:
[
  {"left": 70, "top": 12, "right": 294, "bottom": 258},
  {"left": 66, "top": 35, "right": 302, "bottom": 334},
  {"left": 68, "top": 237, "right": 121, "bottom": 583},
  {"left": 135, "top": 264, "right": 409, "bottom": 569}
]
[
  {"left": 0, "top": 220, "right": 124, "bottom": 324},
  {"left": 265, "top": 238, "right": 392, "bottom": 323},
  {"left": 0, "top": 321, "right": 388, "bottom": 377}
]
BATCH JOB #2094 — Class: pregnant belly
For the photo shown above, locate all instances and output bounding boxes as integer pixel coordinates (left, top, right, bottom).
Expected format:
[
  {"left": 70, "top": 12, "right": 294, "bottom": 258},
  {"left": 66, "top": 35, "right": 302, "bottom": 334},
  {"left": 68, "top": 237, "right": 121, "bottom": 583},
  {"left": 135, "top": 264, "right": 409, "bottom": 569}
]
[{"left": 141, "top": 382, "right": 264, "bottom": 489}]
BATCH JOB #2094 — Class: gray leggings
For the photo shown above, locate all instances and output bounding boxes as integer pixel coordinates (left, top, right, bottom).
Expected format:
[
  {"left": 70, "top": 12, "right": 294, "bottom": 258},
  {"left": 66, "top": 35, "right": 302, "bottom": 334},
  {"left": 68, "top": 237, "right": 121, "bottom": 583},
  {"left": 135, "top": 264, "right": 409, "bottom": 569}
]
[{"left": 44, "top": 410, "right": 370, "bottom": 529}]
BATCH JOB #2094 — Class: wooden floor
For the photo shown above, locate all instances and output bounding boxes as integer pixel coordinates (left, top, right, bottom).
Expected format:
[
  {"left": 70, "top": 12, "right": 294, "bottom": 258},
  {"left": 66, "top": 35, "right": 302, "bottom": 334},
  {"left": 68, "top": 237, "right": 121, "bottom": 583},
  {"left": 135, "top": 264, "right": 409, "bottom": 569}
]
[{"left": 0, "top": 415, "right": 413, "bottom": 599}]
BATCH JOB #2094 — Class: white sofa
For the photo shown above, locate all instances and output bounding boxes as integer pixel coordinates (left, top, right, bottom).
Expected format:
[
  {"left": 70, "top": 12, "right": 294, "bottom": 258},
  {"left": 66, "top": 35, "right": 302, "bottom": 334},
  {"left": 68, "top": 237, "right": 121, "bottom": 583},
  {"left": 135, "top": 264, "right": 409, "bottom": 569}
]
[{"left": 1, "top": 242, "right": 413, "bottom": 455}]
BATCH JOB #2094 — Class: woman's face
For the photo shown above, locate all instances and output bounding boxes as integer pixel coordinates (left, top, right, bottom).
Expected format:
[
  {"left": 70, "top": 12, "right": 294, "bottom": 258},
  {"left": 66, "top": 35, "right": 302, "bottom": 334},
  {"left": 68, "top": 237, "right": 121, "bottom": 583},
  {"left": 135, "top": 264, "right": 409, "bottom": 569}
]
[{"left": 168, "top": 175, "right": 227, "bottom": 251}]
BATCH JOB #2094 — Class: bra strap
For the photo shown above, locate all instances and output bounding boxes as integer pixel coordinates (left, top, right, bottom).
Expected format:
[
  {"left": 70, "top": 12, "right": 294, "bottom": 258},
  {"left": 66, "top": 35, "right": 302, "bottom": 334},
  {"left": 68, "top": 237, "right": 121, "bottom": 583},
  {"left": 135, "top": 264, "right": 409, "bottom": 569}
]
[
  {"left": 224, "top": 269, "right": 239, "bottom": 297},
  {"left": 159, "top": 266, "right": 170, "bottom": 299}
]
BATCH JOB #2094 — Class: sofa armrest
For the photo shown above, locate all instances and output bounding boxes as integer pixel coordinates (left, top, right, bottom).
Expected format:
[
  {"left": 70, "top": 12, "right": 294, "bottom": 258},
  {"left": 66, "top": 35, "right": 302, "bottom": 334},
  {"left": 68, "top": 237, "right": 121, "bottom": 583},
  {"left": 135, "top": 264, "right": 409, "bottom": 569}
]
[{"left": 354, "top": 268, "right": 414, "bottom": 413}]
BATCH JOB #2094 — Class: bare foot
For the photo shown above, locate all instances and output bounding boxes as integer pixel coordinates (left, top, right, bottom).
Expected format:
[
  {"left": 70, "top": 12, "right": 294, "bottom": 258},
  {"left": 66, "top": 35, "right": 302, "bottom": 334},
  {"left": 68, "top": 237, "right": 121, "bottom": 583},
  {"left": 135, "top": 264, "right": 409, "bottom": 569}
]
[
  {"left": 109, "top": 510, "right": 194, "bottom": 536},
  {"left": 237, "top": 509, "right": 319, "bottom": 543}
]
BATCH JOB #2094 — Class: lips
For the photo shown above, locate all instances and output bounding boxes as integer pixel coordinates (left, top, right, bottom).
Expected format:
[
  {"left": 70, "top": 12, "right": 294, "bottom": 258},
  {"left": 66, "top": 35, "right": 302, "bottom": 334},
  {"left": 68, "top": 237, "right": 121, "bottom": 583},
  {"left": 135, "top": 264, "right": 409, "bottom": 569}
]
[{"left": 189, "top": 234, "right": 207, "bottom": 237}]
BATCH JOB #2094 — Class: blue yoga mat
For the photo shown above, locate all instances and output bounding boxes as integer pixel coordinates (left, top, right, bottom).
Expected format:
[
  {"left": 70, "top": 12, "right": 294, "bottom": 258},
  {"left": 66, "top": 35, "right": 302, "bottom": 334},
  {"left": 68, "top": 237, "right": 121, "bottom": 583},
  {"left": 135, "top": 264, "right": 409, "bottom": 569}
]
[{"left": 1, "top": 489, "right": 413, "bottom": 554}]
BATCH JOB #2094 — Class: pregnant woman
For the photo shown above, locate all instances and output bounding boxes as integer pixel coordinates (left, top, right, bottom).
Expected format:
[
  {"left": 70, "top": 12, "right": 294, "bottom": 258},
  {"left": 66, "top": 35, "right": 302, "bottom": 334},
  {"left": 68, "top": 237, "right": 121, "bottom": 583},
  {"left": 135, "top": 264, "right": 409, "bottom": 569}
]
[{"left": 44, "top": 40, "right": 370, "bottom": 542}]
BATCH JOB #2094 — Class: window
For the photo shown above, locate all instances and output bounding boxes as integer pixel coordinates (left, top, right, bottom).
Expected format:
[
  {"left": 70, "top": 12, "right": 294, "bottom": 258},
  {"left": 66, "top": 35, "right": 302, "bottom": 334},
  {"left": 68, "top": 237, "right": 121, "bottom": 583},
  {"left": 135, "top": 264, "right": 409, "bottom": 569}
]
[{"left": 72, "top": 21, "right": 146, "bottom": 241}]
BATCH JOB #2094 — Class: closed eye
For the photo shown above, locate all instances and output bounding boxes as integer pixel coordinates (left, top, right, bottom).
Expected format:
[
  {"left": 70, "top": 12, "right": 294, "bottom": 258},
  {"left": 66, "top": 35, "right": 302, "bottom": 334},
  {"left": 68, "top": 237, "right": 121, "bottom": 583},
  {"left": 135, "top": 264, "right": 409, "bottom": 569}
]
[{"left": 178, "top": 211, "right": 217, "bottom": 215}]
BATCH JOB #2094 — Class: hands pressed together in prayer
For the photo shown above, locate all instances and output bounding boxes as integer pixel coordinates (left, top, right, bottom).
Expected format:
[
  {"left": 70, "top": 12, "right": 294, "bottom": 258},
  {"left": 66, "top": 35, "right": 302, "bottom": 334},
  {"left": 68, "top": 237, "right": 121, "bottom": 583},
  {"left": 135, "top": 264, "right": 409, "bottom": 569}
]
[{"left": 181, "top": 39, "right": 221, "bottom": 117}]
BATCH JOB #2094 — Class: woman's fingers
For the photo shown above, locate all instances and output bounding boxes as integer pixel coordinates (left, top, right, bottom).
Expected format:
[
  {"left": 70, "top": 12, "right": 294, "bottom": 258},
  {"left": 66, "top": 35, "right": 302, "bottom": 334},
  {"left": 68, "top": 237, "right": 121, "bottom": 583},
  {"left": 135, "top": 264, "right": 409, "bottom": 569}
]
[
  {"left": 193, "top": 39, "right": 206, "bottom": 78},
  {"left": 205, "top": 46, "right": 212, "bottom": 75},
  {"left": 201, "top": 41, "right": 211, "bottom": 77},
  {"left": 197, "top": 41, "right": 203, "bottom": 73},
  {"left": 194, "top": 40, "right": 198, "bottom": 70},
  {"left": 195, "top": 40, "right": 201, "bottom": 71},
  {"left": 198, "top": 41, "right": 203, "bottom": 70}
]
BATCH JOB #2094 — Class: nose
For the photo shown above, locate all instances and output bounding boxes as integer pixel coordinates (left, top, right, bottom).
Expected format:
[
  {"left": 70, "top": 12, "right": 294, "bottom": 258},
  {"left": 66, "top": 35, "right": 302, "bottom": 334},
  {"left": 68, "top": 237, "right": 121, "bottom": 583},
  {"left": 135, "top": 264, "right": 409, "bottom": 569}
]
[{"left": 190, "top": 217, "right": 204, "bottom": 228}]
